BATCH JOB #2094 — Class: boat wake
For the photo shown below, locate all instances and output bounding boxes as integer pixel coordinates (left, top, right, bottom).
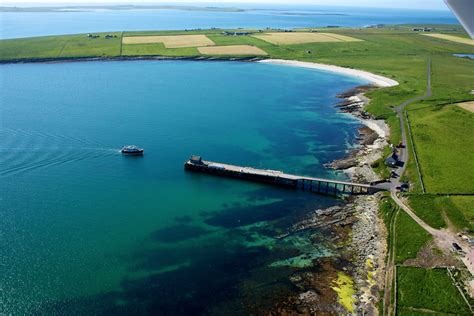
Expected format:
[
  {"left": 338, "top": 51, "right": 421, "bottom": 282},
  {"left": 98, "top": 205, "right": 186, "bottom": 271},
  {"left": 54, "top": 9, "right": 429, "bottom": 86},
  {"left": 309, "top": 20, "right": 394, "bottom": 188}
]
[{"left": 0, "top": 128, "right": 117, "bottom": 176}]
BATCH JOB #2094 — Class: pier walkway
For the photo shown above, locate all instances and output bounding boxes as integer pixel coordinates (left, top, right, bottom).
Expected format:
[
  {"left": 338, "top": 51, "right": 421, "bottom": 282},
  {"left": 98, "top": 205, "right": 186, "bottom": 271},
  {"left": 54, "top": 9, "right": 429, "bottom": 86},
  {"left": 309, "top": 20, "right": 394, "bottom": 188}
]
[{"left": 184, "top": 156, "right": 388, "bottom": 196}]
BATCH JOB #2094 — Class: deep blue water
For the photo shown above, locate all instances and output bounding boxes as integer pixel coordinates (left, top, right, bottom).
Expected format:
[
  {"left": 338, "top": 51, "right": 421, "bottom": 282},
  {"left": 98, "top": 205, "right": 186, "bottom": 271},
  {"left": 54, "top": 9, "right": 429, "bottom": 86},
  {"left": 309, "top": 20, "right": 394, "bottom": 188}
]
[
  {"left": 0, "top": 60, "right": 367, "bottom": 314},
  {"left": 0, "top": 4, "right": 457, "bottom": 39}
]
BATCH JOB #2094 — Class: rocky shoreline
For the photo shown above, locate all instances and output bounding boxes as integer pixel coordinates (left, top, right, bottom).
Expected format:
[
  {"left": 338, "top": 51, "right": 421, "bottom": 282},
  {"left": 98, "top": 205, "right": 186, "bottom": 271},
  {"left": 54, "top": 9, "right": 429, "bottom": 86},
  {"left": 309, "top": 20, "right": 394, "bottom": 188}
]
[
  {"left": 332, "top": 85, "right": 390, "bottom": 314},
  {"left": 0, "top": 55, "right": 265, "bottom": 65},
  {"left": 286, "top": 85, "right": 390, "bottom": 314}
]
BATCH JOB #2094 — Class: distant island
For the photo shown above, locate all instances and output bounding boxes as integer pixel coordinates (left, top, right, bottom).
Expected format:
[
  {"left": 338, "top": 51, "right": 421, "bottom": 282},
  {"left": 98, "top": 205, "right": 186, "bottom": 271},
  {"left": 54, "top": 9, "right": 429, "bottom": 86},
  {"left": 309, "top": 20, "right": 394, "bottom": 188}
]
[
  {"left": 0, "top": 5, "right": 246, "bottom": 13},
  {"left": 0, "top": 5, "right": 351, "bottom": 16}
]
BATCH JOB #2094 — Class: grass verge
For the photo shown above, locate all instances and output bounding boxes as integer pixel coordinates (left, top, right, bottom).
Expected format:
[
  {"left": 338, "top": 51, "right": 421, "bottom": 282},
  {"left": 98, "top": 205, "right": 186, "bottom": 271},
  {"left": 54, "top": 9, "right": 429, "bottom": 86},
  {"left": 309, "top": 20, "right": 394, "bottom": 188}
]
[
  {"left": 397, "top": 267, "right": 471, "bottom": 315},
  {"left": 395, "top": 211, "right": 431, "bottom": 264}
]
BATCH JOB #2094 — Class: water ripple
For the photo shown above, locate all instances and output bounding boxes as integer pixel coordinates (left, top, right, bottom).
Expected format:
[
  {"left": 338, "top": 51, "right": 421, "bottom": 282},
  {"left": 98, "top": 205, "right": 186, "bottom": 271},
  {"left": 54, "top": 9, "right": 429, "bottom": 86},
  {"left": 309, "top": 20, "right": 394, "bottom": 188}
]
[{"left": 0, "top": 128, "right": 115, "bottom": 177}]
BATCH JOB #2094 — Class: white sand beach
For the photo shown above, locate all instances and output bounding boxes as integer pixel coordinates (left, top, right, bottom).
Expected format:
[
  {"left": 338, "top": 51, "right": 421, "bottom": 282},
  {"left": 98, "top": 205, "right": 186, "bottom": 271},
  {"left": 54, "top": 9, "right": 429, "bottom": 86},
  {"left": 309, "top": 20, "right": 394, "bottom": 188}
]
[{"left": 258, "top": 59, "right": 399, "bottom": 88}]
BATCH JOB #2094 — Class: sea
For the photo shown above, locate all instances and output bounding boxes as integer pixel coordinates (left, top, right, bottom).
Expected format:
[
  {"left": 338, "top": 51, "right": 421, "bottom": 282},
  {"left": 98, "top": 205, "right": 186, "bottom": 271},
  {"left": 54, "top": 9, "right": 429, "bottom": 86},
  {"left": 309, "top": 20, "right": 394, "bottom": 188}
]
[
  {"left": 0, "top": 4, "right": 457, "bottom": 39},
  {"left": 0, "top": 4, "right": 458, "bottom": 314},
  {"left": 1, "top": 59, "right": 366, "bottom": 314}
]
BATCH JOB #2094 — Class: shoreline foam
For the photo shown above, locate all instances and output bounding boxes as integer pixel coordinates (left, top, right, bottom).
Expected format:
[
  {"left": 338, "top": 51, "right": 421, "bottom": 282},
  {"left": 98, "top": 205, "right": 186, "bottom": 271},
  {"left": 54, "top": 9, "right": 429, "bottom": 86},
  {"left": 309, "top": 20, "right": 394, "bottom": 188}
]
[{"left": 258, "top": 59, "right": 399, "bottom": 88}]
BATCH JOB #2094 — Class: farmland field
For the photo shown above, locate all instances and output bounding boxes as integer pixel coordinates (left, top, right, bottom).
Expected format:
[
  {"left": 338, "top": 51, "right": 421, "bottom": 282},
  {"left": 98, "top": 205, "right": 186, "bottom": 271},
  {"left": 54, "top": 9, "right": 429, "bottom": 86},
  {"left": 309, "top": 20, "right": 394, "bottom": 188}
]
[
  {"left": 407, "top": 194, "right": 473, "bottom": 232},
  {"left": 252, "top": 32, "right": 363, "bottom": 45},
  {"left": 422, "top": 33, "right": 474, "bottom": 46},
  {"left": 122, "top": 34, "right": 215, "bottom": 48},
  {"left": 395, "top": 211, "right": 432, "bottom": 264},
  {"left": 397, "top": 267, "right": 471, "bottom": 315},
  {"left": 197, "top": 45, "right": 267, "bottom": 55},
  {"left": 408, "top": 105, "right": 474, "bottom": 194},
  {"left": 457, "top": 101, "right": 474, "bottom": 113}
]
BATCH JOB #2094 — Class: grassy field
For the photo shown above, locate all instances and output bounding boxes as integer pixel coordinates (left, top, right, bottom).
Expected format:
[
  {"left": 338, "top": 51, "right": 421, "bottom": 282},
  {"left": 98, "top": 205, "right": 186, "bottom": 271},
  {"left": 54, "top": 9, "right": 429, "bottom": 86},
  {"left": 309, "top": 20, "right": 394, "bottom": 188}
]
[
  {"left": 397, "top": 267, "right": 471, "bottom": 315},
  {"left": 407, "top": 104, "right": 474, "bottom": 194},
  {"left": 0, "top": 32, "right": 122, "bottom": 60},
  {"left": 395, "top": 211, "right": 432, "bottom": 264},
  {"left": 408, "top": 194, "right": 473, "bottom": 232},
  {"left": 252, "top": 32, "right": 362, "bottom": 45},
  {"left": 451, "top": 196, "right": 474, "bottom": 230},
  {"left": 407, "top": 195, "right": 447, "bottom": 229},
  {"left": 379, "top": 195, "right": 470, "bottom": 314},
  {"left": 198, "top": 45, "right": 267, "bottom": 55},
  {"left": 377, "top": 195, "right": 431, "bottom": 265}
]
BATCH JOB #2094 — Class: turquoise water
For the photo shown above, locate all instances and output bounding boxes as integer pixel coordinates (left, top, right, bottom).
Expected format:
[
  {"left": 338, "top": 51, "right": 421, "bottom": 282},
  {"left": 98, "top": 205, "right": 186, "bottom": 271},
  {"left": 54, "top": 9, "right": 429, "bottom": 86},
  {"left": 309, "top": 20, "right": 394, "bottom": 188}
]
[
  {"left": 0, "top": 60, "right": 367, "bottom": 314},
  {"left": 0, "top": 4, "right": 457, "bottom": 39}
]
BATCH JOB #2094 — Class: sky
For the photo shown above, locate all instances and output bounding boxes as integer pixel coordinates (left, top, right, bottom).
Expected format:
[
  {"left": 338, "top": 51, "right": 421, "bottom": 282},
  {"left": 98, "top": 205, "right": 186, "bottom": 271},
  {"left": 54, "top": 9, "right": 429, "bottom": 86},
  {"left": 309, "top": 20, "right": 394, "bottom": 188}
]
[{"left": 1, "top": 0, "right": 450, "bottom": 11}]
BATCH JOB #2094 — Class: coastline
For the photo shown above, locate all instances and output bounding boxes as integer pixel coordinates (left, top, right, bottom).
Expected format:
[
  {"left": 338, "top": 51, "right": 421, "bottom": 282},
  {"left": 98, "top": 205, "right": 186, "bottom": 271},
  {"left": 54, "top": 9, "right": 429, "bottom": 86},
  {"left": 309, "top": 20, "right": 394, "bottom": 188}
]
[
  {"left": 332, "top": 90, "right": 392, "bottom": 313},
  {"left": 332, "top": 85, "right": 393, "bottom": 313},
  {"left": 258, "top": 59, "right": 399, "bottom": 88},
  {"left": 264, "top": 58, "right": 396, "bottom": 313},
  {"left": 0, "top": 55, "right": 265, "bottom": 65}
]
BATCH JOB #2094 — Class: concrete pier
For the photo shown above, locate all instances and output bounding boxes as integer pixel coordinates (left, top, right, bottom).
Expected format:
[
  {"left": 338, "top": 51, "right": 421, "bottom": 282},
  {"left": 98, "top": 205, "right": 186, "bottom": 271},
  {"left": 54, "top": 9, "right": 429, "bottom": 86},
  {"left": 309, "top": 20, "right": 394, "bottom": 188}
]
[{"left": 184, "top": 156, "right": 386, "bottom": 196}]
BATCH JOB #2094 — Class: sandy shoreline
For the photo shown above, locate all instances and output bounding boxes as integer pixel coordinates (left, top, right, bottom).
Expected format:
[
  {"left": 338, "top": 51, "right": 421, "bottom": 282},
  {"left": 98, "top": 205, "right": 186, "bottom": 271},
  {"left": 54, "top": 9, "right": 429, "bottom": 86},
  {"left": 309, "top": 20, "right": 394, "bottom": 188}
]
[{"left": 258, "top": 59, "right": 399, "bottom": 88}]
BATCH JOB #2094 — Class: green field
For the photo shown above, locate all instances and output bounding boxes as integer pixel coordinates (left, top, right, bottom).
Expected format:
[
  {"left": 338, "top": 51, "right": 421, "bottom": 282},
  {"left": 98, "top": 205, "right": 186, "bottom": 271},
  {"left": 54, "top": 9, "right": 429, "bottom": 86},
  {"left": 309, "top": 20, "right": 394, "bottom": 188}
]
[
  {"left": 379, "top": 196, "right": 470, "bottom": 314},
  {"left": 451, "top": 196, "right": 474, "bottom": 229},
  {"left": 378, "top": 196, "right": 430, "bottom": 264},
  {"left": 408, "top": 104, "right": 474, "bottom": 194},
  {"left": 0, "top": 32, "right": 123, "bottom": 60},
  {"left": 395, "top": 211, "right": 432, "bottom": 264},
  {"left": 408, "top": 194, "right": 447, "bottom": 229},
  {"left": 408, "top": 194, "right": 473, "bottom": 232},
  {"left": 397, "top": 267, "right": 471, "bottom": 315}
]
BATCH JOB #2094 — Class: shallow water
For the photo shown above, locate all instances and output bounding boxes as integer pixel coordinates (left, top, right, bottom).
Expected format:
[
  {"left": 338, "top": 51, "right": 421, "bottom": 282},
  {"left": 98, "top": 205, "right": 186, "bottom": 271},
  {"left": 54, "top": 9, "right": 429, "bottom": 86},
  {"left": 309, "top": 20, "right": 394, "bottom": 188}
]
[{"left": 0, "top": 60, "right": 367, "bottom": 314}]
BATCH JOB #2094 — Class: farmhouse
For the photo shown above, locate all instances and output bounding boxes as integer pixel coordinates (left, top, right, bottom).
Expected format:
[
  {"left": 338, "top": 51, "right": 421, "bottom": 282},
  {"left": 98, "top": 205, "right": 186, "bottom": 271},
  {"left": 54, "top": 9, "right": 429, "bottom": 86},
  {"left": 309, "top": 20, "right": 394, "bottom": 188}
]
[
  {"left": 221, "top": 31, "right": 252, "bottom": 36},
  {"left": 411, "top": 27, "right": 433, "bottom": 32}
]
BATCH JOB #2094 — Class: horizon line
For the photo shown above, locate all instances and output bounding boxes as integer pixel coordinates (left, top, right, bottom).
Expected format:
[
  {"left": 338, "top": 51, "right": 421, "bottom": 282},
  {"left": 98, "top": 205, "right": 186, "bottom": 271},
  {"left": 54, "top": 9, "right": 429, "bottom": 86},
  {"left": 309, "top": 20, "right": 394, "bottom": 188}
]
[{"left": 0, "top": 2, "right": 451, "bottom": 12}]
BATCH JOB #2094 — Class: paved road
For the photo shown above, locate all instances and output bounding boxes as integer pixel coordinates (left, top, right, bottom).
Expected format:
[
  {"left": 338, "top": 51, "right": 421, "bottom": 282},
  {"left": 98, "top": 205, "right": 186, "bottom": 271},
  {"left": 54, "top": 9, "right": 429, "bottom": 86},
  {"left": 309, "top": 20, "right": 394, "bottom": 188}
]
[
  {"left": 388, "top": 58, "right": 459, "bottom": 252},
  {"left": 388, "top": 58, "right": 459, "bottom": 254},
  {"left": 392, "top": 58, "right": 432, "bottom": 190}
]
